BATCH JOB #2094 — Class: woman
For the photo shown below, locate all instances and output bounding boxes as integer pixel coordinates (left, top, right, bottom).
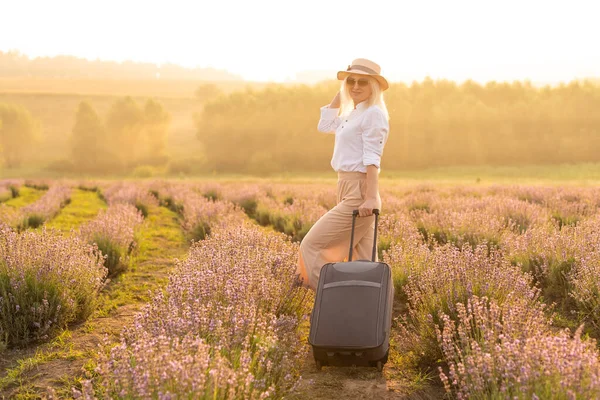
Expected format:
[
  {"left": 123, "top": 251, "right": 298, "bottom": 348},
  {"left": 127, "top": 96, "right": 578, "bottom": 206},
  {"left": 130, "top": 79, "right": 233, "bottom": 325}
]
[{"left": 297, "top": 58, "right": 390, "bottom": 290}]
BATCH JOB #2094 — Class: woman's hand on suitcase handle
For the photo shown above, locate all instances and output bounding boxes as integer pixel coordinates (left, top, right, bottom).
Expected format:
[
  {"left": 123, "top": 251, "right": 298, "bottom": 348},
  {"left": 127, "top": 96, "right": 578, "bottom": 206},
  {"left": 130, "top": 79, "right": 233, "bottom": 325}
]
[
  {"left": 358, "top": 197, "right": 380, "bottom": 217},
  {"left": 354, "top": 208, "right": 380, "bottom": 218}
]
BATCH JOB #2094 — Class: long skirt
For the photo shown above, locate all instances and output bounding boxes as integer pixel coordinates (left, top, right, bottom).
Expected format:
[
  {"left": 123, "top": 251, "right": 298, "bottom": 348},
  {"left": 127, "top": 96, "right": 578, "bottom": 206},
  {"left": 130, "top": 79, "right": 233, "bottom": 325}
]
[{"left": 296, "top": 171, "right": 377, "bottom": 290}]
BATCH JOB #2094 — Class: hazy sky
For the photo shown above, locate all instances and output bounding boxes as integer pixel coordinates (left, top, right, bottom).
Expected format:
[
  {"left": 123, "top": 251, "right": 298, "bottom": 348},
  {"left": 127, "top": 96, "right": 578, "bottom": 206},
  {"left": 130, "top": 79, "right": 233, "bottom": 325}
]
[{"left": 1, "top": 0, "right": 599, "bottom": 83}]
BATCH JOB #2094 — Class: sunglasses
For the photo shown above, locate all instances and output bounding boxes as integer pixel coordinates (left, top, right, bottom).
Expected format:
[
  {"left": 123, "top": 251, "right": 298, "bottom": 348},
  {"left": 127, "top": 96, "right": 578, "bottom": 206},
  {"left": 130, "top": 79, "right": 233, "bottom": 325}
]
[{"left": 346, "top": 77, "right": 370, "bottom": 87}]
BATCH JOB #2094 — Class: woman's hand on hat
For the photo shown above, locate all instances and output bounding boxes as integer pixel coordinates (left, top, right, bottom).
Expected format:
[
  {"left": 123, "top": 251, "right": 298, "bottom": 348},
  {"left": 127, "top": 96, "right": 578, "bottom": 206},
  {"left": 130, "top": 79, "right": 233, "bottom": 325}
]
[{"left": 329, "top": 91, "right": 341, "bottom": 109}]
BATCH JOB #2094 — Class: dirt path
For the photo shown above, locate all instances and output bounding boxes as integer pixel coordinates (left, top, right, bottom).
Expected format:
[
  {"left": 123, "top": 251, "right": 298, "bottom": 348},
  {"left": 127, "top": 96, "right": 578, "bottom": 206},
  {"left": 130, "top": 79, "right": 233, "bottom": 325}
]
[
  {"left": 289, "top": 301, "right": 446, "bottom": 400},
  {"left": 0, "top": 204, "right": 189, "bottom": 399}
]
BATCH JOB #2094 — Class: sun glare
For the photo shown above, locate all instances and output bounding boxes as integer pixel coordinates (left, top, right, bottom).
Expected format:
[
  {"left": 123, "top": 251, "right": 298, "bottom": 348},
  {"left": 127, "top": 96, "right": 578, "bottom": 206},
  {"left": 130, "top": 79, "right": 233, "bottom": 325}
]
[{"left": 1, "top": 0, "right": 598, "bottom": 84}]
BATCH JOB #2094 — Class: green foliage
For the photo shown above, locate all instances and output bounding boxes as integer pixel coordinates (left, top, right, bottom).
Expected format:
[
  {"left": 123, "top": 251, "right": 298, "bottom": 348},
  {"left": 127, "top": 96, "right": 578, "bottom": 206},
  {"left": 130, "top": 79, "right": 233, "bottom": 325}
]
[
  {"left": 503, "top": 211, "right": 532, "bottom": 233},
  {"left": 93, "top": 236, "right": 125, "bottom": 277},
  {"left": 408, "top": 202, "right": 431, "bottom": 213},
  {"left": 517, "top": 255, "right": 578, "bottom": 314},
  {"left": 166, "top": 156, "right": 208, "bottom": 176},
  {"left": 135, "top": 201, "right": 149, "bottom": 218},
  {"left": 167, "top": 159, "right": 192, "bottom": 175},
  {"left": 17, "top": 213, "right": 46, "bottom": 231},
  {"left": 0, "top": 271, "right": 65, "bottom": 348},
  {"left": 78, "top": 184, "right": 98, "bottom": 192},
  {"left": 196, "top": 83, "right": 339, "bottom": 173},
  {"left": 71, "top": 101, "right": 111, "bottom": 173},
  {"left": 0, "top": 103, "right": 40, "bottom": 168},
  {"left": 551, "top": 212, "right": 580, "bottom": 229},
  {"left": 24, "top": 181, "right": 48, "bottom": 190},
  {"left": 196, "top": 79, "right": 600, "bottom": 173},
  {"left": 140, "top": 99, "right": 170, "bottom": 164},
  {"left": 417, "top": 223, "right": 500, "bottom": 254},
  {"left": 195, "top": 83, "right": 223, "bottom": 102},
  {"left": 160, "top": 196, "right": 183, "bottom": 215},
  {"left": 202, "top": 189, "right": 220, "bottom": 202},
  {"left": 23, "top": 214, "right": 45, "bottom": 230},
  {"left": 378, "top": 237, "right": 392, "bottom": 261},
  {"left": 189, "top": 220, "right": 211, "bottom": 242},
  {"left": 131, "top": 165, "right": 159, "bottom": 178},
  {"left": 67, "top": 97, "right": 172, "bottom": 174},
  {"left": 253, "top": 203, "right": 311, "bottom": 242},
  {"left": 47, "top": 159, "right": 76, "bottom": 173},
  {"left": 106, "top": 97, "right": 144, "bottom": 165},
  {"left": 238, "top": 198, "right": 258, "bottom": 217}
]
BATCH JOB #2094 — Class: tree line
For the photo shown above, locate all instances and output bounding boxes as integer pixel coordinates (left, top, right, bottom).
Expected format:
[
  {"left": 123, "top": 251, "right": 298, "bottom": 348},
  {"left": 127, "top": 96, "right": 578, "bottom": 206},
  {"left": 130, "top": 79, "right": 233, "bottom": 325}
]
[
  {"left": 2, "top": 78, "right": 600, "bottom": 175},
  {"left": 0, "top": 50, "right": 241, "bottom": 81},
  {"left": 0, "top": 97, "right": 171, "bottom": 173},
  {"left": 196, "top": 79, "right": 600, "bottom": 172}
]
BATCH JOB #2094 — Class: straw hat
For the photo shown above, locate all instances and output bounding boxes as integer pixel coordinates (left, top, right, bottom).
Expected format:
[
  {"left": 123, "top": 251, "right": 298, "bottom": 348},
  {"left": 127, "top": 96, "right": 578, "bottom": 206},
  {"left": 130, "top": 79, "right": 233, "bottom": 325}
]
[{"left": 337, "top": 58, "right": 389, "bottom": 91}]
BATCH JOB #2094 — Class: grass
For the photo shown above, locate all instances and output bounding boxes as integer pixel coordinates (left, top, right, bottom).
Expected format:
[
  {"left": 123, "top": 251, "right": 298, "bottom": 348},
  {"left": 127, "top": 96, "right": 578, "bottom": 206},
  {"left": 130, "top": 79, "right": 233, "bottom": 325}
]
[
  {"left": 2, "top": 187, "right": 43, "bottom": 209},
  {"left": 380, "top": 162, "right": 600, "bottom": 185},
  {"left": 95, "top": 203, "right": 188, "bottom": 316},
  {"left": 4, "top": 162, "right": 600, "bottom": 185},
  {"left": 44, "top": 189, "right": 106, "bottom": 232},
  {"left": 0, "top": 331, "right": 70, "bottom": 393}
]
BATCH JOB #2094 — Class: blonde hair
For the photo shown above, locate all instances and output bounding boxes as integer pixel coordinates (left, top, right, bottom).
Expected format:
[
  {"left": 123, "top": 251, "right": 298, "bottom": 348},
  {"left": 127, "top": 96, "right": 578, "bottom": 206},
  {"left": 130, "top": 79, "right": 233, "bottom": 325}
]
[{"left": 339, "top": 75, "right": 390, "bottom": 120}]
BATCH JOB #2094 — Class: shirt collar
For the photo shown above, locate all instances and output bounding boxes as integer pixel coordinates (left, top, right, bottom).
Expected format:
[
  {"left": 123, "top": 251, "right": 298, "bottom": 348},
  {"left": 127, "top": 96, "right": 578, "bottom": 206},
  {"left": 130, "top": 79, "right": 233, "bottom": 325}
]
[{"left": 355, "top": 102, "right": 369, "bottom": 111}]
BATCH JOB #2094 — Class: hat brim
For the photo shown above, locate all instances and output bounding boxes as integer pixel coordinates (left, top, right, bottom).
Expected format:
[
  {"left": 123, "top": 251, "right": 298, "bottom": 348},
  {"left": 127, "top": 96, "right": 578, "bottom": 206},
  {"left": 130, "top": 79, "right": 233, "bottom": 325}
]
[{"left": 337, "top": 70, "right": 389, "bottom": 91}]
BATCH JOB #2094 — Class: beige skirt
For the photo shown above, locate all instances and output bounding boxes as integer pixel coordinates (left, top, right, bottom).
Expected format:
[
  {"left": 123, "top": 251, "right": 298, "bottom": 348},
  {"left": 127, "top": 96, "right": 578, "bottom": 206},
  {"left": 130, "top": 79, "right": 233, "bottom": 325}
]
[{"left": 297, "top": 171, "right": 377, "bottom": 290}]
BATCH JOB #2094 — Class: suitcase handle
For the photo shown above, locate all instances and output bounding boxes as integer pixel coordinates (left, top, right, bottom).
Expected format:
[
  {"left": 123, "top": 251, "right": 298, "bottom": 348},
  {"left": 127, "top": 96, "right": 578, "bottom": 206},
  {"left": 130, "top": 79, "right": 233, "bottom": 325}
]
[{"left": 348, "top": 209, "right": 379, "bottom": 262}]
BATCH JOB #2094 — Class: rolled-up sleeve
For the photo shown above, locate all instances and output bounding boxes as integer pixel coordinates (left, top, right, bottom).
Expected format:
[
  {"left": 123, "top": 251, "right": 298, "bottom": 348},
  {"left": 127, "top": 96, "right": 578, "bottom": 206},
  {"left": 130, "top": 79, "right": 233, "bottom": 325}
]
[
  {"left": 361, "top": 107, "right": 389, "bottom": 168},
  {"left": 317, "top": 105, "right": 341, "bottom": 133}
]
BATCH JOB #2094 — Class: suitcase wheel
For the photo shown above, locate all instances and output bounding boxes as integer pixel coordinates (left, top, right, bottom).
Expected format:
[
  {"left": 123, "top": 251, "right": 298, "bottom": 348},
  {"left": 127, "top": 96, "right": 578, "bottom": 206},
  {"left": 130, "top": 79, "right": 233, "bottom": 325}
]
[
  {"left": 315, "top": 359, "right": 323, "bottom": 371},
  {"left": 369, "top": 360, "right": 384, "bottom": 371}
]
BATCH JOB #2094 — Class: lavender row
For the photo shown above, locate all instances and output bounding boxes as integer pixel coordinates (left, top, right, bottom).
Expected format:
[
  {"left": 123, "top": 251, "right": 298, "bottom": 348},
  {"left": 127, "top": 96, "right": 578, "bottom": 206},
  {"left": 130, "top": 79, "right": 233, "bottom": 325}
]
[
  {"left": 0, "top": 204, "right": 21, "bottom": 227},
  {"left": 0, "top": 179, "right": 22, "bottom": 202},
  {"left": 0, "top": 184, "right": 71, "bottom": 230},
  {"left": 437, "top": 296, "right": 600, "bottom": 399},
  {"left": 19, "top": 184, "right": 72, "bottom": 229},
  {"left": 148, "top": 181, "right": 242, "bottom": 241},
  {"left": 380, "top": 213, "right": 600, "bottom": 398},
  {"left": 209, "top": 183, "right": 329, "bottom": 242},
  {"left": 99, "top": 182, "right": 158, "bottom": 217},
  {"left": 384, "top": 239, "right": 600, "bottom": 398},
  {"left": 78, "top": 203, "right": 144, "bottom": 276},
  {"left": 88, "top": 220, "right": 309, "bottom": 399},
  {"left": 253, "top": 194, "right": 327, "bottom": 242},
  {"left": 0, "top": 225, "right": 107, "bottom": 348}
]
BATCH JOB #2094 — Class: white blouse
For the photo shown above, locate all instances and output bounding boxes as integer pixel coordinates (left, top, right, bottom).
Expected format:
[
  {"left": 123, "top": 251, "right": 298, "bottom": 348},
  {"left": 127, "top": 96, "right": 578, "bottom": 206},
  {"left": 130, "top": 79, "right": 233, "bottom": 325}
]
[{"left": 317, "top": 102, "right": 389, "bottom": 173}]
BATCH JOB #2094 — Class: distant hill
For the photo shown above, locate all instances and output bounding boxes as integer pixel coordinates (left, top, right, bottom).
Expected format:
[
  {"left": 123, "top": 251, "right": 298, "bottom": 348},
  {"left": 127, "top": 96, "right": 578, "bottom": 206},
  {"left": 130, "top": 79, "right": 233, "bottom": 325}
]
[{"left": 0, "top": 50, "right": 242, "bottom": 81}]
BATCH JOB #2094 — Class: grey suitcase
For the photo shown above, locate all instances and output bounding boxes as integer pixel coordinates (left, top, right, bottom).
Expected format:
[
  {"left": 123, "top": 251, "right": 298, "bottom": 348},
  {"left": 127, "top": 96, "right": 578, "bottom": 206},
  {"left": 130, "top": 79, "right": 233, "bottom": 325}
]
[{"left": 308, "top": 209, "right": 394, "bottom": 371}]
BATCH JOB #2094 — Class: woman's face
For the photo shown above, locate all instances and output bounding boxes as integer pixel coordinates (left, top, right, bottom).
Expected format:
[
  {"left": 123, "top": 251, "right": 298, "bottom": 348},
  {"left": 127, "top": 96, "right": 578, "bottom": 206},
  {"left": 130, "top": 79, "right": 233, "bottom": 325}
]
[{"left": 346, "top": 74, "right": 373, "bottom": 105}]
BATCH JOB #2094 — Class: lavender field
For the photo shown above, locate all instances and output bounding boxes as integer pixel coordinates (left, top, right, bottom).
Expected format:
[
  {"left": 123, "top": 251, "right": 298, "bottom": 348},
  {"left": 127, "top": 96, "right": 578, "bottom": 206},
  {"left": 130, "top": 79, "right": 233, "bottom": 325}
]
[{"left": 1, "top": 178, "right": 600, "bottom": 399}]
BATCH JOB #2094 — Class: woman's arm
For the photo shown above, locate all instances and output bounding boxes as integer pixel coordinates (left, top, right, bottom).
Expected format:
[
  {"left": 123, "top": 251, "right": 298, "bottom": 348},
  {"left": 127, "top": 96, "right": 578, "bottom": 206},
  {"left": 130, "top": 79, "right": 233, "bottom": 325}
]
[
  {"left": 359, "top": 108, "right": 389, "bottom": 217},
  {"left": 329, "top": 91, "right": 341, "bottom": 108},
  {"left": 317, "top": 91, "right": 342, "bottom": 133},
  {"left": 358, "top": 165, "right": 381, "bottom": 217}
]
